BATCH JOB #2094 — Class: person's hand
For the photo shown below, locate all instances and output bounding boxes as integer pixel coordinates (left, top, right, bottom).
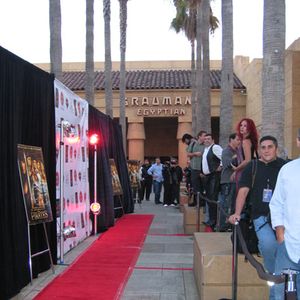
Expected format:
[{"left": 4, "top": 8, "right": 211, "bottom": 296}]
[
  {"left": 230, "top": 172, "right": 236, "bottom": 182},
  {"left": 216, "top": 166, "right": 222, "bottom": 172},
  {"left": 275, "top": 226, "right": 285, "bottom": 244},
  {"left": 228, "top": 213, "right": 241, "bottom": 224},
  {"left": 277, "top": 236, "right": 285, "bottom": 244},
  {"left": 193, "top": 151, "right": 202, "bottom": 157},
  {"left": 231, "top": 163, "right": 237, "bottom": 171}
]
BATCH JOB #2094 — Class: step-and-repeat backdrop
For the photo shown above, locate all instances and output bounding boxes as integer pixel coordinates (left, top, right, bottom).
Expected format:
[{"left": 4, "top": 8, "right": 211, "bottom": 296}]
[{"left": 54, "top": 79, "right": 91, "bottom": 257}]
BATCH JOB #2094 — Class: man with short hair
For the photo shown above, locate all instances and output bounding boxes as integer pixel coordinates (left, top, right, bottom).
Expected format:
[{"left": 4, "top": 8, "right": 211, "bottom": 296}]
[
  {"left": 147, "top": 157, "right": 163, "bottom": 204},
  {"left": 218, "top": 133, "right": 241, "bottom": 231},
  {"left": 270, "top": 130, "right": 300, "bottom": 300},
  {"left": 229, "top": 136, "right": 286, "bottom": 300},
  {"left": 182, "top": 131, "right": 206, "bottom": 206},
  {"left": 201, "top": 133, "right": 223, "bottom": 227}
]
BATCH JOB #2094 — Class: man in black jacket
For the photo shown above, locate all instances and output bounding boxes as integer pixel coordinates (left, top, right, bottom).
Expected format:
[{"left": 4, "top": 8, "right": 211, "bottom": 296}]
[{"left": 201, "top": 133, "right": 223, "bottom": 228}]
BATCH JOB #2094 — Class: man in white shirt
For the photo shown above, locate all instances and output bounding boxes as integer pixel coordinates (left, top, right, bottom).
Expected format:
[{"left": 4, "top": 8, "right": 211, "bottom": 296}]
[
  {"left": 201, "top": 133, "right": 223, "bottom": 228},
  {"left": 270, "top": 131, "right": 300, "bottom": 300}
]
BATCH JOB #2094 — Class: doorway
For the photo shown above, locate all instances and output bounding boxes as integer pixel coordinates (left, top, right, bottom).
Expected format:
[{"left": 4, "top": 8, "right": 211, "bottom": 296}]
[{"left": 144, "top": 117, "right": 178, "bottom": 162}]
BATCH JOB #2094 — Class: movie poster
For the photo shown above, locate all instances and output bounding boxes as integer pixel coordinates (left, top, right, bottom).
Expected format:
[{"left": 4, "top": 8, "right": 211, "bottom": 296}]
[
  {"left": 17, "top": 144, "right": 53, "bottom": 225},
  {"left": 127, "top": 160, "right": 140, "bottom": 188},
  {"left": 109, "top": 159, "right": 123, "bottom": 196}
]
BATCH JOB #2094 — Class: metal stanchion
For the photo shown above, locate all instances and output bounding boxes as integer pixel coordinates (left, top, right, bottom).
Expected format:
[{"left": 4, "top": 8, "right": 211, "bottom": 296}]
[
  {"left": 283, "top": 269, "right": 298, "bottom": 300},
  {"left": 232, "top": 222, "right": 238, "bottom": 300},
  {"left": 196, "top": 192, "right": 200, "bottom": 232}
]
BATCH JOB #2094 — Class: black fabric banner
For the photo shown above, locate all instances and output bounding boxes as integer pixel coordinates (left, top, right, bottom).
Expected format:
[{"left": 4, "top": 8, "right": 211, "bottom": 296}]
[
  {"left": 0, "top": 46, "right": 57, "bottom": 300},
  {"left": 88, "top": 106, "right": 133, "bottom": 233}
]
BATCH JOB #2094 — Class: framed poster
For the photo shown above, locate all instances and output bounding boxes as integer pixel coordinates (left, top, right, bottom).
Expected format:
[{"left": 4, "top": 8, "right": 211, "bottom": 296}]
[
  {"left": 17, "top": 144, "right": 53, "bottom": 225},
  {"left": 109, "top": 159, "right": 123, "bottom": 196},
  {"left": 127, "top": 160, "right": 140, "bottom": 188}
]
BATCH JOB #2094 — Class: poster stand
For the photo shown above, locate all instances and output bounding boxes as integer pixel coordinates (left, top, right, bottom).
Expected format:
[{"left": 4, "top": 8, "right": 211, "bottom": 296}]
[
  {"left": 27, "top": 223, "right": 55, "bottom": 284},
  {"left": 114, "top": 195, "right": 125, "bottom": 216},
  {"left": 17, "top": 144, "right": 56, "bottom": 284}
]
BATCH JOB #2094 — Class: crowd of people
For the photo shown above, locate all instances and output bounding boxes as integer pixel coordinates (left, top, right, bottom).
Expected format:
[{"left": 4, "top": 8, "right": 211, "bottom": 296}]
[
  {"left": 128, "top": 157, "right": 183, "bottom": 207},
  {"left": 180, "top": 119, "right": 300, "bottom": 300}
]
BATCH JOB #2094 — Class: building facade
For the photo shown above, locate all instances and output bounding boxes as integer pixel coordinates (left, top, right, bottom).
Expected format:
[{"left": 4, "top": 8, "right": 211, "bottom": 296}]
[
  {"left": 57, "top": 61, "right": 247, "bottom": 167},
  {"left": 37, "top": 39, "right": 300, "bottom": 166}
]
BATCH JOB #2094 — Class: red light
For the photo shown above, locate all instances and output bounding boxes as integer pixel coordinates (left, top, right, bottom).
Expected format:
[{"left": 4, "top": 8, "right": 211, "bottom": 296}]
[{"left": 89, "top": 134, "right": 99, "bottom": 145}]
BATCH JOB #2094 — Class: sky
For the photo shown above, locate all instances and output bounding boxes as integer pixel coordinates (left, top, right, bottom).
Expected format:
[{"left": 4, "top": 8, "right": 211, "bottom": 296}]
[{"left": 0, "top": 0, "right": 299, "bottom": 64}]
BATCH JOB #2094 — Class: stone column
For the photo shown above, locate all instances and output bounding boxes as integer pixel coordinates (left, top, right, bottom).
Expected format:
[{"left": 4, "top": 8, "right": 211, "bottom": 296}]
[
  {"left": 127, "top": 122, "right": 145, "bottom": 162},
  {"left": 177, "top": 122, "right": 192, "bottom": 168}
]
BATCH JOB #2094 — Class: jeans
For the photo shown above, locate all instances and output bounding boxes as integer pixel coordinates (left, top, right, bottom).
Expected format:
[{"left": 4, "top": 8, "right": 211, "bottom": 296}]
[
  {"left": 274, "top": 241, "right": 300, "bottom": 300},
  {"left": 153, "top": 180, "right": 162, "bottom": 203},
  {"left": 253, "top": 215, "right": 278, "bottom": 300},
  {"left": 218, "top": 183, "right": 236, "bottom": 230},
  {"left": 202, "top": 172, "right": 220, "bottom": 225}
]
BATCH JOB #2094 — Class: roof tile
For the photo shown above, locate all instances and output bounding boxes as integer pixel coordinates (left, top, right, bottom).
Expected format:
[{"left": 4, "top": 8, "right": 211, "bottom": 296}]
[{"left": 62, "top": 70, "right": 246, "bottom": 91}]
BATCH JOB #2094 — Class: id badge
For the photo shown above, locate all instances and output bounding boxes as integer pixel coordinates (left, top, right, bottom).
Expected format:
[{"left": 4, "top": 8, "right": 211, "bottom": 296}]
[{"left": 262, "top": 188, "right": 273, "bottom": 203}]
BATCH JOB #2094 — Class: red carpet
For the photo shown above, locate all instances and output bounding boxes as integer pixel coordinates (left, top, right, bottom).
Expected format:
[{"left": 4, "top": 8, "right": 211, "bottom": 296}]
[{"left": 34, "top": 214, "right": 153, "bottom": 300}]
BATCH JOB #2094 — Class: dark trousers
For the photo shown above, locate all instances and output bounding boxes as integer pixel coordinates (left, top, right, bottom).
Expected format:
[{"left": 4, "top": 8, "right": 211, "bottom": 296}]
[
  {"left": 202, "top": 172, "right": 220, "bottom": 225},
  {"left": 139, "top": 179, "right": 152, "bottom": 201},
  {"left": 163, "top": 183, "right": 172, "bottom": 205},
  {"left": 191, "top": 169, "right": 203, "bottom": 204},
  {"left": 171, "top": 184, "right": 180, "bottom": 204}
]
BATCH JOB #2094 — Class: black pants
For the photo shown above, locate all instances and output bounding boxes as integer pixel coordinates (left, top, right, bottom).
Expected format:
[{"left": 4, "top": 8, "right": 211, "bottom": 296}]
[
  {"left": 190, "top": 169, "right": 203, "bottom": 205},
  {"left": 202, "top": 172, "right": 220, "bottom": 225},
  {"left": 163, "top": 183, "right": 173, "bottom": 205},
  {"left": 139, "top": 179, "right": 152, "bottom": 201},
  {"left": 171, "top": 183, "right": 180, "bottom": 204}
]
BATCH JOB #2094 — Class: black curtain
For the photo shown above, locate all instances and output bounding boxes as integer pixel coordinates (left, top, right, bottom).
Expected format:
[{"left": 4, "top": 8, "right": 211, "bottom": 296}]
[
  {"left": 111, "top": 120, "right": 134, "bottom": 213},
  {"left": 88, "top": 106, "right": 133, "bottom": 232},
  {"left": 0, "top": 47, "right": 57, "bottom": 299}
]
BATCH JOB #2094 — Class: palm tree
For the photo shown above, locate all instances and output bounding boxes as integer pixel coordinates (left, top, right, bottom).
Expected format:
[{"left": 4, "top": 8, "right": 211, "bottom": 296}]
[
  {"left": 171, "top": 0, "right": 218, "bottom": 135},
  {"left": 85, "top": 0, "right": 95, "bottom": 105},
  {"left": 195, "top": 1, "right": 203, "bottom": 133},
  {"left": 49, "top": 0, "right": 62, "bottom": 81},
  {"left": 103, "top": 0, "right": 113, "bottom": 118},
  {"left": 200, "top": 0, "right": 211, "bottom": 133},
  {"left": 118, "top": 0, "right": 128, "bottom": 155},
  {"left": 171, "top": 0, "right": 197, "bottom": 135},
  {"left": 219, "top": 0, "right": 233, "bottom": 147},
  {"left": 261, "top": 0, "right": 285, "bottom": 156}
]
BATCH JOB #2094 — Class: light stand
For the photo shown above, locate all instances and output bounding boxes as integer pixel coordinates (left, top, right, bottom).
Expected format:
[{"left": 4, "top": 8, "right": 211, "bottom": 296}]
[{"left": 89, "top": 134, "right": 101, "bottom": 235}]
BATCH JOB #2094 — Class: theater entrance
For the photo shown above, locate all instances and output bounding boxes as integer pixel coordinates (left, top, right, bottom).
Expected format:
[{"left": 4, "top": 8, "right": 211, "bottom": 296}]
[{"left": 144, "top": 117, "right": 178, "bottom": 163}]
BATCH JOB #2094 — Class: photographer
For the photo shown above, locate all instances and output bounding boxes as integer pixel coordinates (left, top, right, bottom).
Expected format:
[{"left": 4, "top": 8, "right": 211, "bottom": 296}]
[{"left": 229, "top": 136, "right": 286, "bottom": 300}]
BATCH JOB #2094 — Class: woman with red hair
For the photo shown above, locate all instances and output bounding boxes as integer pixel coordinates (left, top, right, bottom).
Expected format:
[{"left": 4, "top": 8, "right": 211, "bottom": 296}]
[{"left": 232, "top": 118, "right": 259, "bottom": 183}]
